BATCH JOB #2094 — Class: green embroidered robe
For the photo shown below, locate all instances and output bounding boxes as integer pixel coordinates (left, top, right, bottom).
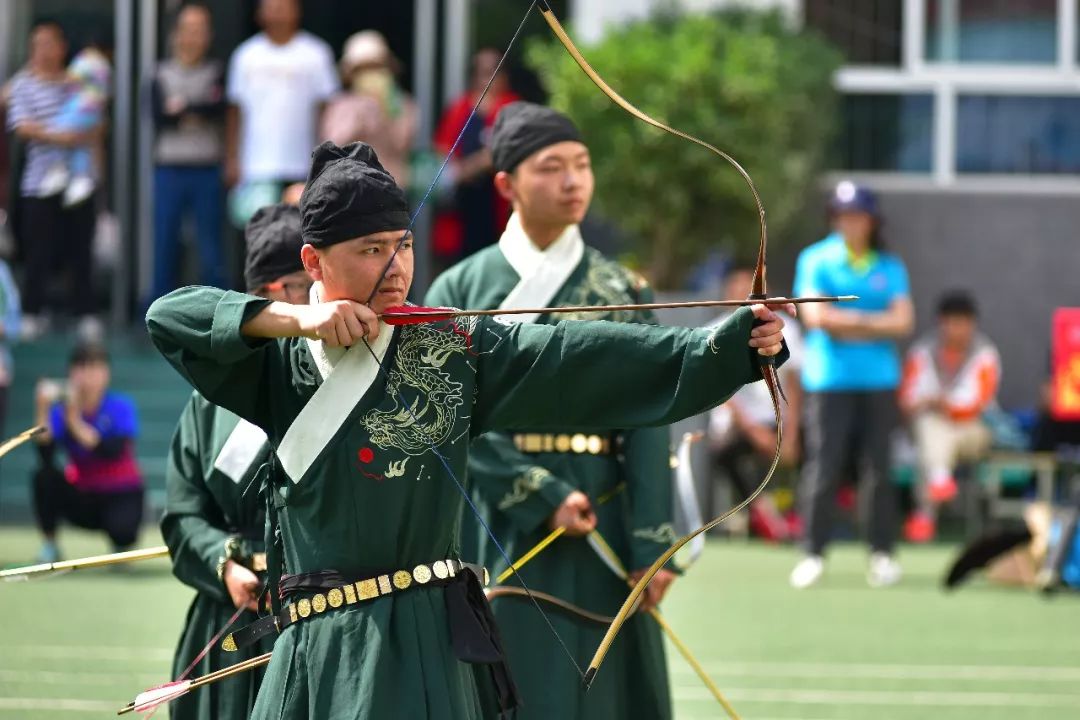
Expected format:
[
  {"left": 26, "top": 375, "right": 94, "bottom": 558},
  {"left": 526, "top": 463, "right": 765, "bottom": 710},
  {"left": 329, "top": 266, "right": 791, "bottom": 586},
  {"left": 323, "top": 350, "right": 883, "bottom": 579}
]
[
  {"left": 427, "top": 240, "right": 679, "bottom": 719},
  {"left": 162, "top": 391, "right": 275, "bottom": 720},
  {"left": 146, "top": 285, "right": 769, "bottom": 720}
]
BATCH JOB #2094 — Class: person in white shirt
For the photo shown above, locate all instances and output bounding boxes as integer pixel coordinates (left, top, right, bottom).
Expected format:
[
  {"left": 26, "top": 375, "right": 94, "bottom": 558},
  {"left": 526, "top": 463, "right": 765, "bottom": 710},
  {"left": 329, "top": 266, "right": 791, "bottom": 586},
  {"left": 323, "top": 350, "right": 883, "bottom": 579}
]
[
  {"left": 224, "top": 0, "right": 338, "bottom": 224},
  {"left": 707, "top": 264, "right": 803, "bottom": 541}
]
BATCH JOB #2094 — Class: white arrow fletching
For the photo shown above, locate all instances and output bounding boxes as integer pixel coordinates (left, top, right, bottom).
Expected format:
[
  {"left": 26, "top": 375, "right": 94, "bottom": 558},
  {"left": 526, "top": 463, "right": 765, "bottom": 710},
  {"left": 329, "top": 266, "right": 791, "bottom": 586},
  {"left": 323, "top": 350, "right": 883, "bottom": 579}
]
[{"left": 133, "top": 680, "right": 192, "bottom": 714}]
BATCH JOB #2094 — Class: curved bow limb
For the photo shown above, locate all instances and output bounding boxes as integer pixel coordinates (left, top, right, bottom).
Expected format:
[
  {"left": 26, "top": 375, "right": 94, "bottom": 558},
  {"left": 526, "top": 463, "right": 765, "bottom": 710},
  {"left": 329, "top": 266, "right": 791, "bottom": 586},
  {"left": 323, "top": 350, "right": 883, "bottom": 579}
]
[
  {"left": 530, "top": 1, "right": 787, "bottom": 687},
  {"left": 587, "top": 529, "right": 743, "bottom": 720}
]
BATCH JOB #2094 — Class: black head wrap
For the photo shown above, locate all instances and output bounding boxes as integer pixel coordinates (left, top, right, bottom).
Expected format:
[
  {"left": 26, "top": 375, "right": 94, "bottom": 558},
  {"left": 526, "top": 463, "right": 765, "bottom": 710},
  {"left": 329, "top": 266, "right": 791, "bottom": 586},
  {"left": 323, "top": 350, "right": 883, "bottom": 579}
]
[
  {"left": 299, "top": 142, "right": 411, "bottom": 248},
  {"left": 244, "top": 203, "right": 305, "bottom": 291},
  {"left": 490, "top": 101, "right": 584, "bottom": 173}
]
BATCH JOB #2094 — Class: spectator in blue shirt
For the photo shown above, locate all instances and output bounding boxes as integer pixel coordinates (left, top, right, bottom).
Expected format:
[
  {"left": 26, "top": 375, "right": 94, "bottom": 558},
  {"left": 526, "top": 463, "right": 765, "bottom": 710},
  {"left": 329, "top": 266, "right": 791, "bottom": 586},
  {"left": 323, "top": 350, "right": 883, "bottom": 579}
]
[
  {"left": 789, "top": 181, "right": 914, "bottom": 590},
  {"left": 31, "top": 343, "right": 144, "bottom": 562}
]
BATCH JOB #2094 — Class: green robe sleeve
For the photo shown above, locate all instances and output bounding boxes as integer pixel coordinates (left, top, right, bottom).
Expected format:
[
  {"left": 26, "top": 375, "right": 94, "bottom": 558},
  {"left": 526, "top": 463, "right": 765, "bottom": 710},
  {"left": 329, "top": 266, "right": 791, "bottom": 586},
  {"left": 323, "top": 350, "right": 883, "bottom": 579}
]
[
  {"left": 467, "top": 433, "right": 578, "bottom": 536},
  {"left": 473, "top": 307, "right": 776, "bottom": 432},
  {"left": 620, "top": 425, "right": 682, "bottom": 573},
  {"left": 146, "top": 287, "right": 274, "bottom": 424},
  {"left": 426, "top": 266, "right": 576, "bottom": 536},
  {"left": 160, "top": 396, "right": 232, "bottom": 605}
]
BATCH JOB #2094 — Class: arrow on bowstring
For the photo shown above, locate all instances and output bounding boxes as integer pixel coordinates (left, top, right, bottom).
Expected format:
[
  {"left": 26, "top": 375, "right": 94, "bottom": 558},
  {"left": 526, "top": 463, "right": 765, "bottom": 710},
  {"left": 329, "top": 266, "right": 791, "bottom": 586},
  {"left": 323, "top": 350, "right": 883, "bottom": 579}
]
[{"left": 379, "top": 296, "right": 856, "bottom": 326}]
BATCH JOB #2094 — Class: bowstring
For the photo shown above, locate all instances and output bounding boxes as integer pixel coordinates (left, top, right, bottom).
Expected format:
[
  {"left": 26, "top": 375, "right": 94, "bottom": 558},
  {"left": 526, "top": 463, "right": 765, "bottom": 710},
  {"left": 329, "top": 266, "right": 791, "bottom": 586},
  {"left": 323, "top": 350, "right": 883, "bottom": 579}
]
[{"left": 355, "top": 0, "right": 587, "bottom": 681}]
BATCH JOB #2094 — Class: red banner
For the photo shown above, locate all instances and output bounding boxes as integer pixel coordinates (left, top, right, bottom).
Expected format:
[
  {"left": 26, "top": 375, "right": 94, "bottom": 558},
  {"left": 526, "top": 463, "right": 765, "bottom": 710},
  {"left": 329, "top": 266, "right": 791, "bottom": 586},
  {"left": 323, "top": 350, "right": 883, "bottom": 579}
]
[{"left": 1052, "top": 308, "right": 1080, "bottom": 421}]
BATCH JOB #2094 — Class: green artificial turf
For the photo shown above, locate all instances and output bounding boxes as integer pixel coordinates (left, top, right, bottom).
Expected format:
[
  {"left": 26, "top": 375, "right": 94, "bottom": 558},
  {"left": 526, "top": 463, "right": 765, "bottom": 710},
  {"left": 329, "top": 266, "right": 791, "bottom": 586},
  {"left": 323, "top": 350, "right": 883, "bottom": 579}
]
[{"left": 0, "top": 527, "right": 1077, "bottom": 718}]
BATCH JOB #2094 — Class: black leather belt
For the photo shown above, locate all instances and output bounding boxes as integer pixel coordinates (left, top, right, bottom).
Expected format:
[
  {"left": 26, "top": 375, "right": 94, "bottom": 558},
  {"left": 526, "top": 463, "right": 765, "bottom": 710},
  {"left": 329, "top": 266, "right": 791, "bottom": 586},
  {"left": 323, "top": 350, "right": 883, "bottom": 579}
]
[{"left": 223, "top": 558, "right": 486, "bottom": 652}]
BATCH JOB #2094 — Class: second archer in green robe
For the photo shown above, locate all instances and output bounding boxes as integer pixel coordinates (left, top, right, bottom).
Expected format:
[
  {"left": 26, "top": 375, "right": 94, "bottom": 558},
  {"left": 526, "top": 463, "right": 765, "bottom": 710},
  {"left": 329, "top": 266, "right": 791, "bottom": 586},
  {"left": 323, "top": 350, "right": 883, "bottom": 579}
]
[
  {"left": 426, "top": 102, "right": 679, "bottom": 720},
  {"left": 162, "top": 203, "right": 311, "bottom": 720}
]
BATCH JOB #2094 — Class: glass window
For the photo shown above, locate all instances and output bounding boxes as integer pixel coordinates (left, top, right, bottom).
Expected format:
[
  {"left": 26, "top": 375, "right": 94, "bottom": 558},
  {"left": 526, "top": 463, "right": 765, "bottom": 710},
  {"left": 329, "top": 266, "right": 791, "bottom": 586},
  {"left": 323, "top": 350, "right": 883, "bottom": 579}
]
[
  {"left": 803, "top": 0, "right": 902, "bottom": 66},
  {"left": 925, "top": 0, "right": 1057, "bottom": 64},
  {"left": 835, "top": 93, "right": 933, "bottom": 172},
  {"left": 957, "top": 95, "right": 1080, "bottom": 174}
]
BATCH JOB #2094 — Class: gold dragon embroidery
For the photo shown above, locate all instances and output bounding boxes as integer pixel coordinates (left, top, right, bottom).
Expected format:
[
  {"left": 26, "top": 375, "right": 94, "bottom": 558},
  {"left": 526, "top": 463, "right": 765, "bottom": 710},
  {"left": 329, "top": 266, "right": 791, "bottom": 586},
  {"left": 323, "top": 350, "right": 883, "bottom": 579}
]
[
  {"left": 555, "top": 250, "right": 650, "bottom": 323},
  {"left": 360, "top": 319, "right": 478, "bottom": 456},
  {"left": 632, "top": 523, "right": 679, "bottom": 545},
  {"left": 497, "top": 467, "right": 554, "bottom": 511}
]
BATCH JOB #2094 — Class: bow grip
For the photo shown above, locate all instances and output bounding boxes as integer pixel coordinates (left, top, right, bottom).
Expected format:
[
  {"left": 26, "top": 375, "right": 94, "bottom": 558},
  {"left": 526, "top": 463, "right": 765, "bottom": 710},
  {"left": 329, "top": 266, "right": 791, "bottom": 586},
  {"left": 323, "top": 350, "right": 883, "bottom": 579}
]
[{"left": 746, "top": 293, "right": 777, "bottom": 369}]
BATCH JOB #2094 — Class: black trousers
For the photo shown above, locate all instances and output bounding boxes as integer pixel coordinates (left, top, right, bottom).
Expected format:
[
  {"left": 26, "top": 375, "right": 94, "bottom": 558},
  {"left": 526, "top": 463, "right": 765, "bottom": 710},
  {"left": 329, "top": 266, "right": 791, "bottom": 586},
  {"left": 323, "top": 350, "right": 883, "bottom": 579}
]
[
  {"left": 800, "top": 390, "right": 898, "bottom": 556},
  {"left": 18, "top": 193, "right": 95, "bottom": 315},
  {"left": 32, "top": 443, "right": 143, "bottom": 549}
]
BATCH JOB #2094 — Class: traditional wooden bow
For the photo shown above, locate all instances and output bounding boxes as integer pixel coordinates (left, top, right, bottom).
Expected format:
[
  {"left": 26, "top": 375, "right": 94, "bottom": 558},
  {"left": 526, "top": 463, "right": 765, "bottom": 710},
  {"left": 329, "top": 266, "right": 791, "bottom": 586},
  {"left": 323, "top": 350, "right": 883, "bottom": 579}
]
[{"left": 527, "top": 1, "right": 793, "bottom": 687}]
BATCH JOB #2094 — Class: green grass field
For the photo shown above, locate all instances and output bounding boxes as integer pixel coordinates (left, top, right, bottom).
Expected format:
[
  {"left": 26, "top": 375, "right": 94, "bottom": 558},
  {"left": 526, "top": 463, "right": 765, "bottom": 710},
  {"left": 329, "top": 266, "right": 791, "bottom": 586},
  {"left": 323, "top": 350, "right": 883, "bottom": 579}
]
[{"left": 1, "top": 527, "right": 1077, "bottom": 719}]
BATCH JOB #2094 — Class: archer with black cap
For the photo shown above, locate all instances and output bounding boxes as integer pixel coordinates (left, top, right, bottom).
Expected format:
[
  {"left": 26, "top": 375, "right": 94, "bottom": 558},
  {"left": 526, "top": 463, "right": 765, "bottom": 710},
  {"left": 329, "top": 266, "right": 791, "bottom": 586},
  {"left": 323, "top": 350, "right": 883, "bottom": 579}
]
[
  {"left": 147, "top": 140, "right": 789, "bottom": 720},
  {"left": 161, "top": 202, "right": 309, "bottom": 720}
]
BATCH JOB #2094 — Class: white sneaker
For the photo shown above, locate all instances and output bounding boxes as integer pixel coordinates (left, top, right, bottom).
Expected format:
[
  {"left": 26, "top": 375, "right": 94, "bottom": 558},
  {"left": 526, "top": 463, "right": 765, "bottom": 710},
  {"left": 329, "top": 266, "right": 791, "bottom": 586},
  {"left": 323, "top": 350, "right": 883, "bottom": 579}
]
[
  {"left": 867, "top": 552, "right": 902, "bottom": 588},
  {"left": 63, "top": 176, "right": 95, "bottom": 207},
  {"left": 75, "top": 315, "right": 105, "bottom": 342},
  {"left": 789, "top": 555, "right": 824, "bottom": 589},
  {"left": 20, "top": 314, "right": 49, "bottom": 341},
  {"left": 39, "top": 164, "right": 69, "bottom": 197}
]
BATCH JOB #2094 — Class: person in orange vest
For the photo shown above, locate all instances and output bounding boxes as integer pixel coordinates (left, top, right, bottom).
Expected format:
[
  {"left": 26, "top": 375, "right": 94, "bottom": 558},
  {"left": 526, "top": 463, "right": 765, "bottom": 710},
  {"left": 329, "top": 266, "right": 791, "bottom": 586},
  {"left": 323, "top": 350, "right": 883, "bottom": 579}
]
[{"left": 899, "top": 291, "right": 1001, "bottom": 542}]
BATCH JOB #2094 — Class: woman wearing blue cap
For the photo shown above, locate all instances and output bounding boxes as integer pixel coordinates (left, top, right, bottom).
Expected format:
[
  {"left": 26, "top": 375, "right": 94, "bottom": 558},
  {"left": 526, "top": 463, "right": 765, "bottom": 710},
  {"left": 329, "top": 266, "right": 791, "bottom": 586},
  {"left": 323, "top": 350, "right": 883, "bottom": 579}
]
[{"left": 789, "top": 181, "right": 914, "bottom": 590}]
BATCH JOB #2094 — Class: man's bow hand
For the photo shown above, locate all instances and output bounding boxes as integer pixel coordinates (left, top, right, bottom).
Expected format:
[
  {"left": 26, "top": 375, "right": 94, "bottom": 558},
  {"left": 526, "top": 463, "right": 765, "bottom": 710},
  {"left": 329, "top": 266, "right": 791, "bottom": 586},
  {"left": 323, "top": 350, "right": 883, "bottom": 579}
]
[{"left": 749, "top": 304, "right": 793, "bottom": 358}]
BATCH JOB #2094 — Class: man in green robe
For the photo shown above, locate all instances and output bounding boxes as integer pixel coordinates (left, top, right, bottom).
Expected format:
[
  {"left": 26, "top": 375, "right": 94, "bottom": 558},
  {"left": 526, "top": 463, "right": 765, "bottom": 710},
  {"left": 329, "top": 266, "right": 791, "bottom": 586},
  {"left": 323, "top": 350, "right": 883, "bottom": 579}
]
[
  {"left": 162, "top": 203, "right": 311, "bottom": 720},
  {"left": 146, "top": 140, "right": 790, "bottom": 720},
  {"left": 426, "top": 102, "right": 679, "bottom": 720}
]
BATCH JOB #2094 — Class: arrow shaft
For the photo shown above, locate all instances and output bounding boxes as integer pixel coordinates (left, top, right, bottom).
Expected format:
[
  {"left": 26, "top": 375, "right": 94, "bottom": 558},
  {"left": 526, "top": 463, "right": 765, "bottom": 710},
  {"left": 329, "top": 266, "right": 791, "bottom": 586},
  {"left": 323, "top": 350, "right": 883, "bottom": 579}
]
[
  {"left": 383, "top": 295, "right": 855, "bottom": 324},
  {"left": 1, "top": 546, "right": 169, "bottom": 579}
]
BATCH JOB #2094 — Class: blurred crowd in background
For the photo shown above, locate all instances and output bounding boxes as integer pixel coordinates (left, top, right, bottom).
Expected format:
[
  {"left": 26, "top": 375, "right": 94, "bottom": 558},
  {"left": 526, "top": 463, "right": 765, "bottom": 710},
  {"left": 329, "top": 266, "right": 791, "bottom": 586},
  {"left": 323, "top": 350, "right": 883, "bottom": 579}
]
[{"left": 0, "top": 0, "right": 1078, "bottom": 587}]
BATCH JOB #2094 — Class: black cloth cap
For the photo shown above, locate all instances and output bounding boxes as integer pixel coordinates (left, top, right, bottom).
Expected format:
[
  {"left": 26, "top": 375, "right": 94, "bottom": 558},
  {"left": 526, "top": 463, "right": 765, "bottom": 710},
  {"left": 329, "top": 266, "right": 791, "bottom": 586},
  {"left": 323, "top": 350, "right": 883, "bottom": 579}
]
[
  {"left": 490, "top": 101, "right": 584, "bottom": 173},
  {"left": 244, "top": 203, "right": 305, "bottom": 290},
  {"left": 300, "top": 141, "right": 411, "bottom": 248}
]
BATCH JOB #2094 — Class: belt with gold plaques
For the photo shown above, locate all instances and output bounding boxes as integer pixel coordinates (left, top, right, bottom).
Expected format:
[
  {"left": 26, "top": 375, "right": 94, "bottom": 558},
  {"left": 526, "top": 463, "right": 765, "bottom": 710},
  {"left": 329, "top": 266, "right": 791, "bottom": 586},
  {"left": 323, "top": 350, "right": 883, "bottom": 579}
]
[
  {"left": 511, "top": 433, "right": 614, "bottom": 455},
  {"left": 222, "top": 558, "right": 488, "bottom": 652}
]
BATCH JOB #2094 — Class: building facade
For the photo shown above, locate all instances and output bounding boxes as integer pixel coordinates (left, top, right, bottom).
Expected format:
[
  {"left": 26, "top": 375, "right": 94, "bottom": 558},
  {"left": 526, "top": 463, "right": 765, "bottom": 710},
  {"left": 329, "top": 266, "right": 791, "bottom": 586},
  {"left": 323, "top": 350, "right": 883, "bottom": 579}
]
[
  {"left": 574, "top": 0, "right": 1080, "bottom": 409},
  {"left": 808, "top": 0, "right": 1080, "bottom": 408}
]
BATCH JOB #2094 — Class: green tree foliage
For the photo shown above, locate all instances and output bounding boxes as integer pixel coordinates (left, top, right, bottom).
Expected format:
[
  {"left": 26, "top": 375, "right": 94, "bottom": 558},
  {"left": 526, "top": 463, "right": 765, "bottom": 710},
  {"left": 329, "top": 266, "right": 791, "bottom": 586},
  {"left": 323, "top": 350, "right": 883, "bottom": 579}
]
[{"left": 528, "top": 9, "right": 842, "bottom": 288}]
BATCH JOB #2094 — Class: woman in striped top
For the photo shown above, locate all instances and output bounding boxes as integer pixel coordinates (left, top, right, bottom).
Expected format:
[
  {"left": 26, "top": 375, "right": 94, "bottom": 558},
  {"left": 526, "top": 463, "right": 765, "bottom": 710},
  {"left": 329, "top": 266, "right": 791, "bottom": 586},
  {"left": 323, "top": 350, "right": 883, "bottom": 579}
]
[{"left": 5, "top": 19, "right": 101, "bottom": 333}]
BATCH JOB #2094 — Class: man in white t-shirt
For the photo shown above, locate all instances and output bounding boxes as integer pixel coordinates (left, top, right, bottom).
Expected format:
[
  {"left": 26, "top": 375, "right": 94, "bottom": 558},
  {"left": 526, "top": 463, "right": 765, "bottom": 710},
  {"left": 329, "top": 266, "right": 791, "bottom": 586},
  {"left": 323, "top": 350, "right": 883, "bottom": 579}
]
[
  {"left": 707, "top": 264, "right": 804, "bottom": 541},
  {"left": 225, "top": 0, "right": 338, "bottom": 198}
]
